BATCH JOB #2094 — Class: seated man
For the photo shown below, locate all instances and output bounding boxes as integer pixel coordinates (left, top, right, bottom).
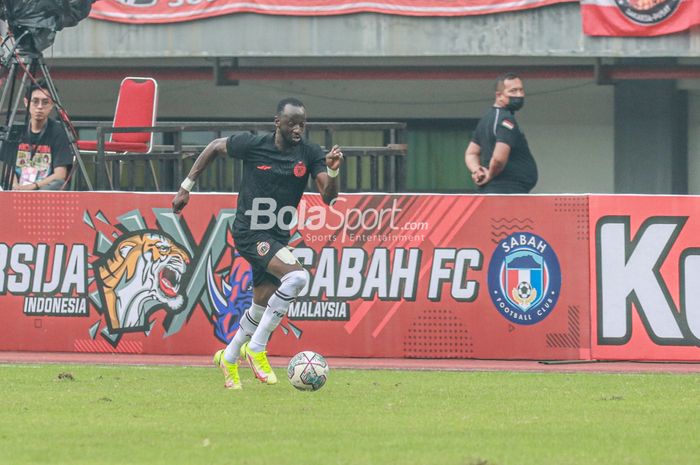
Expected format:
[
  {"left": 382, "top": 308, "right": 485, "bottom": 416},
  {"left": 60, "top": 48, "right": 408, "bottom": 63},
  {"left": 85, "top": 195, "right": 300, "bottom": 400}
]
[{"left": 12, "top": 79, "right": 72, "bottom": 191}]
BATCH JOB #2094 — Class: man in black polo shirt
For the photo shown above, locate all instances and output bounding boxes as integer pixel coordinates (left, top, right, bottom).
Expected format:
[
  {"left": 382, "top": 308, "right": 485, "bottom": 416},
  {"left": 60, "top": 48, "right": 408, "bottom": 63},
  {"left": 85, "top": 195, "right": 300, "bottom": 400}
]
[
  {"left": 172, "top": 97, "right": 343, "bottom": 389},
  {"left": 465, "top": 73, "right": 538, "bottom": 193}
]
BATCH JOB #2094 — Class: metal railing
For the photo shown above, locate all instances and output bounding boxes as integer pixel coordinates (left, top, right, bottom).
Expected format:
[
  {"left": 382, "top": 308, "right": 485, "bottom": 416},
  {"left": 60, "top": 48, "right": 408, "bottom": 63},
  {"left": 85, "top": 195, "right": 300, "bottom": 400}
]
[{"left": 71, "top": 121, "right": 407, "bottom": 192}]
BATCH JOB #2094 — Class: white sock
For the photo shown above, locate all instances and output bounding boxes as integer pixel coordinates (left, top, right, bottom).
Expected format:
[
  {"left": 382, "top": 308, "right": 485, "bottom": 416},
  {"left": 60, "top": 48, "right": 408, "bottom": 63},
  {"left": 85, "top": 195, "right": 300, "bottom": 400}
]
[
  {"left": 223, "top": 302, "right": 265, "bottom": 363},
  {"left": 249, "top": 270, "right": 307, "bottom": 352}
]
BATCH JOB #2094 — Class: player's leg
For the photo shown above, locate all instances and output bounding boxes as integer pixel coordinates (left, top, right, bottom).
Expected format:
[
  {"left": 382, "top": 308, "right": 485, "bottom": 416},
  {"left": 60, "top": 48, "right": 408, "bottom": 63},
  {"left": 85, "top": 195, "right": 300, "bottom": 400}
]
[
  {"left": 249, "top": 249, "right": 306, "bottom": 352},
  {"left": 223, "top": 301, "right": 266, "bottom": 363},
  {"left": 213, "top": 252, "right": 276, "bottom": 389},
  {"left": 222, "top": 261, "right": 278, "bottom": 363},
  {"left": 244, "top": 247, "right": 308, "bottom": 384},
  {"left": 214, "top": 293, "right": 270, "bottom": 389}
]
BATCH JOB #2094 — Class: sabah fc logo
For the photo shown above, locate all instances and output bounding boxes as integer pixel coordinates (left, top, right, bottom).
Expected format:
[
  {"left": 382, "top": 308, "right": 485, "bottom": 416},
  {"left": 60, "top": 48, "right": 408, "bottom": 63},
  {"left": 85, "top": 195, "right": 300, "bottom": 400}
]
[{"left": 487, "top": 232, "right": 561, "bottom": 325}]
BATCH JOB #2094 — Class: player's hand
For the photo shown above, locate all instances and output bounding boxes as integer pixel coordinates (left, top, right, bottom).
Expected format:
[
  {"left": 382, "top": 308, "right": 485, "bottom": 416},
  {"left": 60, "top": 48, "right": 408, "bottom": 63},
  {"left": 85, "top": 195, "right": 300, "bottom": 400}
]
[
  {"left": 475, "top": 172, "right": 490, "bottom": 186},
  {"left": 325, "top": 145, "right": 344, "bottom": 170},
  {"left": 172, "top": 189, "right": 190, "bottom": 215},
  {"left": 471, "top": 166, "right": 488, "bottom": 185}
]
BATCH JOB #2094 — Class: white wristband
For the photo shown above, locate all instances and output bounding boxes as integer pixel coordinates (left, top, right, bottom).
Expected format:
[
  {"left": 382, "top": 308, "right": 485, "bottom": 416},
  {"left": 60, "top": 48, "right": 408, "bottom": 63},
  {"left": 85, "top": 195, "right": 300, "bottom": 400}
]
[
  {"left": 180, "top": 177, "right": 195, "bottom": 192},
  {"left": 327, "top": 167, "right": 339, "bottom": 178}
]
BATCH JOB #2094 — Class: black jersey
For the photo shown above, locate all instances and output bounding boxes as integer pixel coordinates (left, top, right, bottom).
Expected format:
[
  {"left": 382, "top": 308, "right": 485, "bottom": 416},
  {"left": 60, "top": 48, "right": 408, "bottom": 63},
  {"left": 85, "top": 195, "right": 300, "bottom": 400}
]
[
  {"left": 227, "top": 131, "right": 327, "bottom": 239},
  {"left": 13, "top": 118, "right": 72, "bottom": 185},
  {"left": 471, "top": 106, "right": 538, "bottom": 193}
]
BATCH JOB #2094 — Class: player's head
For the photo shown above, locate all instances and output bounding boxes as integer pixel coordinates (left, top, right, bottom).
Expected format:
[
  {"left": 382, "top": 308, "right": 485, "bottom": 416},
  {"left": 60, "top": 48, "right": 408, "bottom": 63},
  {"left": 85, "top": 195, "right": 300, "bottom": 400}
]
[
  {"left": 25, "top": 78, "right": 54, "bottom": 123},
  {"left": 275, "top": 97, "right": 306, "bottom": 146},
  {"left": 495, "top": 72, "right": 525, "bottom": 112}
]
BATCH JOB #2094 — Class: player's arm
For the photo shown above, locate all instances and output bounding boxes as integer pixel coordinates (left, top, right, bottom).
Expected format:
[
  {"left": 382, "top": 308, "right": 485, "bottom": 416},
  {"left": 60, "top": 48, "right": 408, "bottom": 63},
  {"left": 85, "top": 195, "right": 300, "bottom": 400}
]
[
  {"left": 37, "top": 166, "right": 68, "bottom": 188},
  {"left": 315, "top": 144, "right": 343, "bottom": 205},
  {"left": 482, "top": 118, "right": 516, "bottom": 186},
  {"left": 172, "top": 137, "right": 227, "bottom": 214},
  {"left": 483, "top": 142, "right": 511, "bottom": 185},
  {"left": 12, "top": 166, "right": 68, "bottom": 190},
  {"left": 484, "top": 118, "right": 520, "bottom": 184},
  {"left": 465, "top": 141, "right": 487, "bottom": 185}
]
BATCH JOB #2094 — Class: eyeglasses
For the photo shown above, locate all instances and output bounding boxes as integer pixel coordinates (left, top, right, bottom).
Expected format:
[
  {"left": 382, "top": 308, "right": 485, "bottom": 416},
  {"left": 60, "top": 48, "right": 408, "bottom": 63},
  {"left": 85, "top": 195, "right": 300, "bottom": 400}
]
[{"left": 30, "top": 98, "right": 52, "bottom": 107}]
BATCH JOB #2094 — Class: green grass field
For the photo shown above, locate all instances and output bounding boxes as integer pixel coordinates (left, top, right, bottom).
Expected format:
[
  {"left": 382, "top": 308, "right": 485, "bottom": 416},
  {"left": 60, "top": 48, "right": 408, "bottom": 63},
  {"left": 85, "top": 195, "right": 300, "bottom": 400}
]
[{"left": 1, "top": 364, "right": 698, "bottom": 465}]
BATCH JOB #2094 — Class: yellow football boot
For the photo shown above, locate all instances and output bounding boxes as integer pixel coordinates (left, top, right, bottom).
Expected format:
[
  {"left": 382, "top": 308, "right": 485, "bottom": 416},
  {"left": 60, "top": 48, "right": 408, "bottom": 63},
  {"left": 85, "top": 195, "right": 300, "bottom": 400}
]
[
  {"left": 242, "top": 342, "right": 277, "bottom": 385},
  {"left": 213, "top": 349, "right": 242, "bottom": 390}
]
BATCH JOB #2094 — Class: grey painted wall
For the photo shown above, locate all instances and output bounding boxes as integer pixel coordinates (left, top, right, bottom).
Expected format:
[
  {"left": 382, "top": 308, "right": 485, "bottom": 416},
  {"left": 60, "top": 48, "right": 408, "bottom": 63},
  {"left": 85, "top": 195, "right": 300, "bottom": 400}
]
[{"left": 51, "top": 6, "right": 700, "bottom": 58}]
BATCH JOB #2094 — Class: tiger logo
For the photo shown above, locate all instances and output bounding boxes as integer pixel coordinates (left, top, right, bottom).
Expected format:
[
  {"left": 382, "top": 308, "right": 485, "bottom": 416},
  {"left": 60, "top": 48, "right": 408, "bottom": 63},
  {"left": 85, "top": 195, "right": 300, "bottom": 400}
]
[{"left": 94, "top": 231, "right": 191, "bottom": 332}]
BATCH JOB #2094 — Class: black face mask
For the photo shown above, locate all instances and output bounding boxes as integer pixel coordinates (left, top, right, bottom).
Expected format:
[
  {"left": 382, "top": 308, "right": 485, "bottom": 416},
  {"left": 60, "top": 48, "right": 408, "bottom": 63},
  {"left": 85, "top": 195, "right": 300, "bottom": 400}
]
[{"left": 506, "top": 96, "right": 524, "bottom": 112}]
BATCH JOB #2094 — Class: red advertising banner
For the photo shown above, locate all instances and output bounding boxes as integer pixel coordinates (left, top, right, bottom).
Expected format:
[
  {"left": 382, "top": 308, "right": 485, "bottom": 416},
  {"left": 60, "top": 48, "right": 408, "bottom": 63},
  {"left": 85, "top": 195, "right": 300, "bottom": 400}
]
[
  {"left": 90, "top": 0, "right": 575, "bottom": 24},
  {"left": 581, "top": 0, "right": 700, "bottom": 36},
  {"left": 590, "top": 195, "right": 700, "bottom": 361},
  {"left": 0, "top": 192, "right": 589, "bottom": 360}
]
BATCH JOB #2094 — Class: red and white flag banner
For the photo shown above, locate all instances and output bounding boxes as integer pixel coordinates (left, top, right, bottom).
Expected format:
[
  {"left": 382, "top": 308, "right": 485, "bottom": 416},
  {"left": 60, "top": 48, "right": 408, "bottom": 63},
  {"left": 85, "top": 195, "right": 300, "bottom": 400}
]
[
  {"left": 90, "top": 0, "right": 574, "bottom": 24},
  {"left": 581, "top": 0, "right": 700, "bottom": 36}
]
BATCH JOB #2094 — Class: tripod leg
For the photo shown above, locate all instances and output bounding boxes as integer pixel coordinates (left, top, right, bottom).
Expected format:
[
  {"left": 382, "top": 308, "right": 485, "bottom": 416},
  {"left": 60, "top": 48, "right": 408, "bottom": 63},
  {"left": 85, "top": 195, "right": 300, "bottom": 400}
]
[
  {"left": 68, "top": 142, "right": 94, "bottom": 190},
  {"left": 0, "top": 63, "right": 17, "bottom": 189},
  {"left": 0, "top": 60, "right": 19, "bottom": 120},
  {"left": 0, "top": 60, "right": 32, "bottom": 190}
]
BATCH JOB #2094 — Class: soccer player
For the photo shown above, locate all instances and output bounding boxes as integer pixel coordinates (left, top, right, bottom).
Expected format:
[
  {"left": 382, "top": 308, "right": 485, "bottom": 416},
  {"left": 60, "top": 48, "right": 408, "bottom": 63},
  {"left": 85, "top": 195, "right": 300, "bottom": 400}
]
[{"left": 171, "top": 97, "right": 343, "bottom": 389}]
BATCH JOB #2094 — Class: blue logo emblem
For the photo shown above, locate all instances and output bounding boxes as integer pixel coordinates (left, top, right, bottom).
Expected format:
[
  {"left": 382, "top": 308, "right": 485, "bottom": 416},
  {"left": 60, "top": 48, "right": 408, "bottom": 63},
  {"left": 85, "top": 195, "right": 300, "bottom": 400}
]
[
  {"left": 487, "top": 233, "right": 561, "bottom": 325},
  {"left": 206, "top": 234, "right": 253, "bottom": 343}
]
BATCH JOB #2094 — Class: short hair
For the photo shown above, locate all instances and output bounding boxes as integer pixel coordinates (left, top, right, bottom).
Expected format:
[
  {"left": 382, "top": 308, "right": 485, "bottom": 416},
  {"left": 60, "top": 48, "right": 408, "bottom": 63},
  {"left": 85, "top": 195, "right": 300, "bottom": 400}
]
[
  {"left": 28, "top": 78, "right": 52, "bottom": 99},
  {"left": 495, "top": 72, "right": 520, "bottom": 92},
  {"left": 276, "top": 97, "right": 304, "bottom": 115}
]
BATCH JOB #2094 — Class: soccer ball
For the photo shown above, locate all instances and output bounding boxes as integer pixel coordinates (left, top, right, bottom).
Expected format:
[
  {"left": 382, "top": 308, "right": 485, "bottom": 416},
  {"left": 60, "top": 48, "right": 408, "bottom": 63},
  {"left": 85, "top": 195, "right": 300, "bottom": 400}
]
[
  {"left": 287, "top": 351, "right": 329, "bottom": 391},
  {"left": 517, "top": 281, "right": 533, "bottom": 299}
]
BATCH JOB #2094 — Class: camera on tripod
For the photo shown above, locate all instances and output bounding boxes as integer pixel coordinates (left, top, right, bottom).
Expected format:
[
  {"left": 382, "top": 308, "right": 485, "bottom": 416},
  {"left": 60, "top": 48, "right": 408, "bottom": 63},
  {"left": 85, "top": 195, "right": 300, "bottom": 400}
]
[
  {"left": 0, "top": 0, "right": 95, "bottom": 55},
  {"left": 0, "top": 0, "right": 96, "bottom": 191}
]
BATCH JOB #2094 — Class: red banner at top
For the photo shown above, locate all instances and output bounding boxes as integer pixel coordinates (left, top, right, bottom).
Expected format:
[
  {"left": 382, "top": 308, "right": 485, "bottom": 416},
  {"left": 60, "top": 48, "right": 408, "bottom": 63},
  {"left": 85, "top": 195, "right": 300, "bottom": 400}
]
[
  {"left": 581, "top": 0, "right": 700, "bottom": 36},
  {"left": 90, "top": 0, "right": 574, "bottom": 23}
]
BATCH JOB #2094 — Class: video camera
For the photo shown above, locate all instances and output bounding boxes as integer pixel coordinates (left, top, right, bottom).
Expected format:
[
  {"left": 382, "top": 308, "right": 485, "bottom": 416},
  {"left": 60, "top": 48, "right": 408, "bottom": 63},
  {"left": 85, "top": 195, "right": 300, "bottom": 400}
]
[{"left": 0, "top": 0, "right": 96, "bottom": 55}]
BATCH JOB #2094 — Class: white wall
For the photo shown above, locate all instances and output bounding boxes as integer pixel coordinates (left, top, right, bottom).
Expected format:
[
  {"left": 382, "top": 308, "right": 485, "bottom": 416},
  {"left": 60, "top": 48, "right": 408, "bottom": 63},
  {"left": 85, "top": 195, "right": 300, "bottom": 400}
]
[{"left": 518, "top": 82, "right": 615, "bottom": 194}]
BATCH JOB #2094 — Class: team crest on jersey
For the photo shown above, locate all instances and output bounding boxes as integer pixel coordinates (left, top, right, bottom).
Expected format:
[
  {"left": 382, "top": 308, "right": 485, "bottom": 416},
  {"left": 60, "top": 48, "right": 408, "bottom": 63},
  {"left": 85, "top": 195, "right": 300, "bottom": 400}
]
[
  {"left": 293, "top": 161, "right": 307, "bottom": 178},
  {"left": 487, "top": 232, "right": 561, "bottom": 325},
  {"left": 257, "top": 241, "right": 270, "bottom": 256}
]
